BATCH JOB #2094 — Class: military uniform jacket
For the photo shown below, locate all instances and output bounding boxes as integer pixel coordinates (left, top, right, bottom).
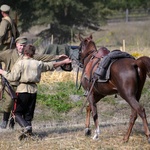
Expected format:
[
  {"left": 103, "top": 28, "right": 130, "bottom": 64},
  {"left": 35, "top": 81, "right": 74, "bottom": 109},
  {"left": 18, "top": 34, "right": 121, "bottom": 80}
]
[
  {"left": 2, "top": 56, "right": 54, "bottom": 93},
  {"left": 0, "top": 16, "right": 19, "bottom": 45},
  {"left": 0, "top": 48, "right": 59, "bottom": 85}
]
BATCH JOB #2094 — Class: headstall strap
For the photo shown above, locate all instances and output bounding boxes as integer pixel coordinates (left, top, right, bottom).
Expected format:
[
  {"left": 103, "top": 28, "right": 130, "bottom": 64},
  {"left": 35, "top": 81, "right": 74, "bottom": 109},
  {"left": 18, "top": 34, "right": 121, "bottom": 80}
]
[{"left": 82, "top": 49, "right": 97, "bottom": 63}]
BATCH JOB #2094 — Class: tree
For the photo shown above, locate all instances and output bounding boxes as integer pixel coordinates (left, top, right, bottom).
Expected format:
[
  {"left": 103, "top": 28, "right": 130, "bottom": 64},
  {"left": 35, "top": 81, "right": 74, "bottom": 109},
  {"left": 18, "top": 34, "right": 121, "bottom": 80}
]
[{"left": 0, "top": 0, "right": 149, "bottom": 43}]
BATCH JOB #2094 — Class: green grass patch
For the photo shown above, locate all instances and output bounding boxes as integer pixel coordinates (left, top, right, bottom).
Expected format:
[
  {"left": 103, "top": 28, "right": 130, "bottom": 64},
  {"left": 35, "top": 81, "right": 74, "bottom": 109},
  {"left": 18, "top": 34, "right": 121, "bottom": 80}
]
[
  {"left": 37, "top": 81, "right": 84, "bottom": 112},
  {"left": 101, "top": 95, "right": 117, "bottom": 105}
]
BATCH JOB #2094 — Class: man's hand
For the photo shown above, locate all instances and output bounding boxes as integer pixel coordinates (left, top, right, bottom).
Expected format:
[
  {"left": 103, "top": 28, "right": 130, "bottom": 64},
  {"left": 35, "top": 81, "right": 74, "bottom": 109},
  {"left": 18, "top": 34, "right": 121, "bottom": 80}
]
[
  {"left": 0, "top": 69, "right": 4, "bottom": 74},
  {"left": 62, "top": 58, "right": 72, "bottom": 64},
  {"left": 53, "top": 58, "right": 72, "bottom": 69},
  {"left": 58, "top": 54, "right": 69, "bottom": 60}
]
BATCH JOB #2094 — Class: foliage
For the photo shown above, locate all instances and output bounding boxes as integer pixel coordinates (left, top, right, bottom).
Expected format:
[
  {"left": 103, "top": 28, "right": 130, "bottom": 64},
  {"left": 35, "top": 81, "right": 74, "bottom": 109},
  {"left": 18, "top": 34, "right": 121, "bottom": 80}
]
[
  {"left": 131, "top": 51, "right": 143, "bottom": 58},
  {"left": 37, "top": 81, "right": 84, "bottom": 112},
  {"left": 0, "top": 0, "right": 150, "bottom": 43}
]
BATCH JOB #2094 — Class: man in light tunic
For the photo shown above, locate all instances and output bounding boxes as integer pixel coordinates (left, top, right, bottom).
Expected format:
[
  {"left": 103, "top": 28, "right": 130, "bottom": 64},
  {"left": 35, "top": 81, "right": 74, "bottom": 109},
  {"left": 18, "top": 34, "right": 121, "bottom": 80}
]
[
  {"left": 0, "top": 44, "right": 72, "bottom": 139},
  {"left": 0, "top": 36, "right": 68, "bottom": 129}
]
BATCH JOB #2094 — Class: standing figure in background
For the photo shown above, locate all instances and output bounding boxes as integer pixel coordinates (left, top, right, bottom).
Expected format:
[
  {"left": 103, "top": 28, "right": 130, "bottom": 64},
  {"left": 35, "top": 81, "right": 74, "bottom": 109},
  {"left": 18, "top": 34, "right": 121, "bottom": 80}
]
[{"left": 0, "top": 4, "right": 20, "bottom": 51}]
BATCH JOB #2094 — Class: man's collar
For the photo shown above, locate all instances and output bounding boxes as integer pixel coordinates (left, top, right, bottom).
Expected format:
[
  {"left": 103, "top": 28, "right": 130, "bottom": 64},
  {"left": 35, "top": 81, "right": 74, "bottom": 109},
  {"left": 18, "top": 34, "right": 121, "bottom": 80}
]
[{"left": 17, "top": 50, "right": 22, "bottom": 56}]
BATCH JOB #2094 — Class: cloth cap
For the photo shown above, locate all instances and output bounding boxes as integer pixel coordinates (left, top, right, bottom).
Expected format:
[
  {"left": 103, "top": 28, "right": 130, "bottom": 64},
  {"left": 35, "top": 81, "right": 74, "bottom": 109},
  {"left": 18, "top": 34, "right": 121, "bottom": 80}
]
[
  {"left": 0, "top": 4, "right": 10, "bottom": 12},
  {"left": 15, "top": 36, "right": 28, "bottom": 44},
  {"left": 61, "top": 63, "right": 73, "bottom": 72}
]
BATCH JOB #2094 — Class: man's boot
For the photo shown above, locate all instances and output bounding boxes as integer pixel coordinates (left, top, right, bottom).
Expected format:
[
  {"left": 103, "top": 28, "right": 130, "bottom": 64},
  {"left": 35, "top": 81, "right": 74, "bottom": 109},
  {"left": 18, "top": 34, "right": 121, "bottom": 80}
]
[
  {"left": 26, "top": 121, "right": 33, "bottom": 135},
  {"left": 0, "top": 112, "right": 10, "bottom": 129}
]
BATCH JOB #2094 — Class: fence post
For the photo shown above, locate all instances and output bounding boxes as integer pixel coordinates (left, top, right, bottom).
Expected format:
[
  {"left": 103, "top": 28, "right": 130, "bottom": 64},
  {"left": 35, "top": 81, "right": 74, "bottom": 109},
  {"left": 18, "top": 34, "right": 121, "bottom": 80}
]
[
  {"left": 123, "top": 39, "right": 125, "bottom": 51},
  {"left": 51, "top": 34, "right": 53, "bottom": 44},
  {"left": 126, "top": 9, "right": 129, "bottom": 22}
]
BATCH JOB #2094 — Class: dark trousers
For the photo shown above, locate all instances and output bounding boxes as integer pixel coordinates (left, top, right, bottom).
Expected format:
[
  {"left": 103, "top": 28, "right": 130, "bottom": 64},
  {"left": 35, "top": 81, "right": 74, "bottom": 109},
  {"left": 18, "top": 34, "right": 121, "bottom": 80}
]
[{"left": 13, "top": 92, "right": 37, "bottom": 127}]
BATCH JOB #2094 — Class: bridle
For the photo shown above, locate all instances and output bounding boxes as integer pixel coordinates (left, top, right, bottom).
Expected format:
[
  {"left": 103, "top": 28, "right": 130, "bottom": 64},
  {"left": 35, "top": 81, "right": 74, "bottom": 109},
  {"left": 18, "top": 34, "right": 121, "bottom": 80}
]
[
  {"left": 77, "top": 38, "right": 99, "bottom": 113},
  {"left": 79, "top": 39, "right": 97, "bottom": 68},
  {"left": 76, "top": 38, "right": 98, "bottom": 90}
]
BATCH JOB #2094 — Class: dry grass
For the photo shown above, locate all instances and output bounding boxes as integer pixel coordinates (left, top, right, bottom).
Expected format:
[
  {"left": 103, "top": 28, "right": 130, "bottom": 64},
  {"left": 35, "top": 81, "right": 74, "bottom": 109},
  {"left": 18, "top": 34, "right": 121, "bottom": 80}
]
[
  {"left": 1, "top": 94, "right": 150, "bottom": 150},
  {"left": 40, "top": 70, "right": 81, "bottom": 84},
  {"left": 83, "top": 21, "right": 150, "bottom": 56},
  {"left": 1, "top": 122, "right": 150, "bottom": 150}
]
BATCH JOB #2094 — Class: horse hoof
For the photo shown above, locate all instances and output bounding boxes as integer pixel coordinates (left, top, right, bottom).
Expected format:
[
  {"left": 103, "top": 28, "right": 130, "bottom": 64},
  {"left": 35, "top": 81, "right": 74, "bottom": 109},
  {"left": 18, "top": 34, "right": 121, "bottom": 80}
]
[
  {"left": 92, "top": 134, "right": 99, "bottom": 140},
  {"left": 85, "top": 128, "right": 91, "bottom": 136},
  {"left": 123, "top": 138, "right": 128, "bottom": 143}
]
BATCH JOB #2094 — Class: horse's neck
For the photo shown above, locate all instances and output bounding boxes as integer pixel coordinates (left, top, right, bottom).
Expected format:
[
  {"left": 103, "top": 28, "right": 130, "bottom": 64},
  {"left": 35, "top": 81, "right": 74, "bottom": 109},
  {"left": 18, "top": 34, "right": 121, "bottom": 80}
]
[{"left": 83, "top": 52, "right": 94, "bottom": 67}]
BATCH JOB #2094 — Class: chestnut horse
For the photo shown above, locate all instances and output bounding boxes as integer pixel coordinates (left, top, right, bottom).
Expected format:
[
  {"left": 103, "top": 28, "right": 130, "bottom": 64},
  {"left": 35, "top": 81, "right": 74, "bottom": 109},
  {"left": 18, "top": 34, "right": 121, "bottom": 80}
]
[{"left": 78, "top": 34, "right": 150, "bottom": 142}]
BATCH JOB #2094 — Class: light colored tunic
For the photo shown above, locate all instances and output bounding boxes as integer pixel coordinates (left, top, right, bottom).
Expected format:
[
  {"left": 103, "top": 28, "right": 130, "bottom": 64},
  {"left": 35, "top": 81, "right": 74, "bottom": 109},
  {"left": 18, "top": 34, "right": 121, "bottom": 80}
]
[
  {"left": 2, "top": 56, "right": 54, "bottom": 93},
  {"left": 0, "top": 48, "right": 59, "bottom": 86}
]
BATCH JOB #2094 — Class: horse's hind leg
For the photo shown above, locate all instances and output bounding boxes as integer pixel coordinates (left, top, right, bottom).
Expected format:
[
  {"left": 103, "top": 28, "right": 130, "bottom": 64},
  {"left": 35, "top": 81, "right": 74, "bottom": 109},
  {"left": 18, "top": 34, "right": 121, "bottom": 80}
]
[
  {"left": 139, "top": 107, "right": 150, "bottom": 142},
  {"left": 123, "top": 108, "right": 137, "bottom": 142},
  {"left": 85, "top": 104, "right": 92, "bottom": 136},
  {"left": 128, "top": 99, "right": 150, "bottom": 142}
]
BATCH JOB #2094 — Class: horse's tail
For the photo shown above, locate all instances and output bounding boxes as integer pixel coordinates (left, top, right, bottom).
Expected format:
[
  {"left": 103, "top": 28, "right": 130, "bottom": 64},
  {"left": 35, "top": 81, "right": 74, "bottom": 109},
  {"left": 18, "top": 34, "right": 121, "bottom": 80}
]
[{"left": 136, "top": 56, "right": 150, "bottom": 77}]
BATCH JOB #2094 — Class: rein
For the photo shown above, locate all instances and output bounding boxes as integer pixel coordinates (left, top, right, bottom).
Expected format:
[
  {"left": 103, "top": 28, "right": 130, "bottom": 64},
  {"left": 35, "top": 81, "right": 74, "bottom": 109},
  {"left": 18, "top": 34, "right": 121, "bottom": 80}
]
[
  {"left": 77, "top": 49, "right": 101, "bottom": 112},
  {"left": 80, "top": 78, "right": 97, "bottom": 113},
  {"left": 77, "top": 40, "right": 100, "bottom": 111},
  {"left": 81, "top": 50, "right": 97, "bottom": 66},
  {"left": 76, "top": 49, "right": 97, "bottom": 90},
  {"left": 79, "top": 55, "right": 101, "bottom": 113}
]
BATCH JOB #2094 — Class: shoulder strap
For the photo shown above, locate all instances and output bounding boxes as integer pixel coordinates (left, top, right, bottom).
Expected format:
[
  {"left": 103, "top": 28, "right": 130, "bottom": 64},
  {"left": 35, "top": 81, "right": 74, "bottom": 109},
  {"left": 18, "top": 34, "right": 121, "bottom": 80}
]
[{"left": 3, "top": 16, "right": 13, "bottom": 26}]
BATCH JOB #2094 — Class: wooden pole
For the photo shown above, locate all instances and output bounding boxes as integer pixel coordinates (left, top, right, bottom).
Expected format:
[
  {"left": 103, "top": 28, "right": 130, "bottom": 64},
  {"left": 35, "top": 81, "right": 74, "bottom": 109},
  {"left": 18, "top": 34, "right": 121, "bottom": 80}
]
[
  {"left": 120, "top": 47, "right": 123, "bottom": 51},
  {"left": 51, "top": 34, "right": 53, "bottom": 44},
  {"left": 126, "top": 9, "right": 129, "bottom": 22},
  {"left": 123, "top": 39, "right": 125, "bottom": 51}
]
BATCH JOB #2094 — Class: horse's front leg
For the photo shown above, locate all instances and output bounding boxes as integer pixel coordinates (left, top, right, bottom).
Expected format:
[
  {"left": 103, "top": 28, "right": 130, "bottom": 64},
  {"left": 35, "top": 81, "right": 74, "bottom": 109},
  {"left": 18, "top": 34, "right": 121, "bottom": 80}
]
[
  {"left": 85, "top": 95, "right": 100, "bottom": 139},
  {"left": 85, "top": 103, "right": 92, "bottom": 136},
  {"left": 92, "top": 103, "right": 100, "bottom": 140},
  {"left": 88, "top": 93, "right": 100, "bottom": 140},
  {"left": 88, "top": 93, "right": 103, "bottom": 140}
]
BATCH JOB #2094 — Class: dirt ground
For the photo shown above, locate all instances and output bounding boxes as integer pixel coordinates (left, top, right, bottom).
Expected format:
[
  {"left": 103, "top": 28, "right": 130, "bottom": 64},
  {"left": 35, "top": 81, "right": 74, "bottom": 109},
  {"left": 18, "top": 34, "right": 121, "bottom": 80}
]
[
  {"left": 1, "top": 98, "right": 150, "bottom": 150},
  {"left": 0, "top": 119, "right": 150, "bottom": 150}
]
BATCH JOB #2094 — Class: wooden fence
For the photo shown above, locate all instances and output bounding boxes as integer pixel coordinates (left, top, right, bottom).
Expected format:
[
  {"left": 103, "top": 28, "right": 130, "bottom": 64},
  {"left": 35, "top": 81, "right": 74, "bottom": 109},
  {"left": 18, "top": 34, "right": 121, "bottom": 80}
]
[{"left": 107, "top": 9, "right": 150, "bottom": 23}]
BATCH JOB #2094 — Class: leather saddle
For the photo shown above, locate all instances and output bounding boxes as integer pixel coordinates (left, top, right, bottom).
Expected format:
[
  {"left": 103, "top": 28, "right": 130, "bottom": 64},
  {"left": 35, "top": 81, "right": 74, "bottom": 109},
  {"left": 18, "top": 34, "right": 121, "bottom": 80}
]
[
  {"left": 93, "top": 47, "right": 110, "bottom": 59},
  {"left": 83, "top": 47, "right": 110, "bottom": 82}
]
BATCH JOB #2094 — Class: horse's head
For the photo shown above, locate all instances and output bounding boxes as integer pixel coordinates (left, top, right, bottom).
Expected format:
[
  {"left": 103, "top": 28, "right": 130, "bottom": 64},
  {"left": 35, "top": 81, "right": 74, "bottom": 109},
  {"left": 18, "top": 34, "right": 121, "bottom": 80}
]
[{"left": 78, "top": 34, "right": 97, "bottom": 67}]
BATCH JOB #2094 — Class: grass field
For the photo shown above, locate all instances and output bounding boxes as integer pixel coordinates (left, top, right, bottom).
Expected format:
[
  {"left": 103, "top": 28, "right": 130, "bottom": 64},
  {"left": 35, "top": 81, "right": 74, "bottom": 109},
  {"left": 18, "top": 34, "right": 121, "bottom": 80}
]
[
  {"left": 1, "top": 21, "right": 150, "bottom": 150},
  {"left": 84, "top": 20, "right": 150, "bottom": 56}
]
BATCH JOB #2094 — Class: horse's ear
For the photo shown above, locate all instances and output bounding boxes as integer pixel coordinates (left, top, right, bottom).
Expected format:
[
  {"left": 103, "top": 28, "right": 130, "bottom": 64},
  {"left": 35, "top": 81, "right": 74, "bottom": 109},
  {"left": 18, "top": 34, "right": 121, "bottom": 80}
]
[
  {"left": 78, "top": 34, "right": 84, "bottom": 41},
  {"left": 89, "top": 34, "right": 93, "bottom": 39}
]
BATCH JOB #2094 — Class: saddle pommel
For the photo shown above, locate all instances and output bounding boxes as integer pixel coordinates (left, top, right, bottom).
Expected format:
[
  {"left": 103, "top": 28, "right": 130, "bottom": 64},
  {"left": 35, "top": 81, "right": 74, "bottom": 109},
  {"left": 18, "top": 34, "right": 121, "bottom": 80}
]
[{"left": 93, "top": 47, "right": 110, "bottom": 59}]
